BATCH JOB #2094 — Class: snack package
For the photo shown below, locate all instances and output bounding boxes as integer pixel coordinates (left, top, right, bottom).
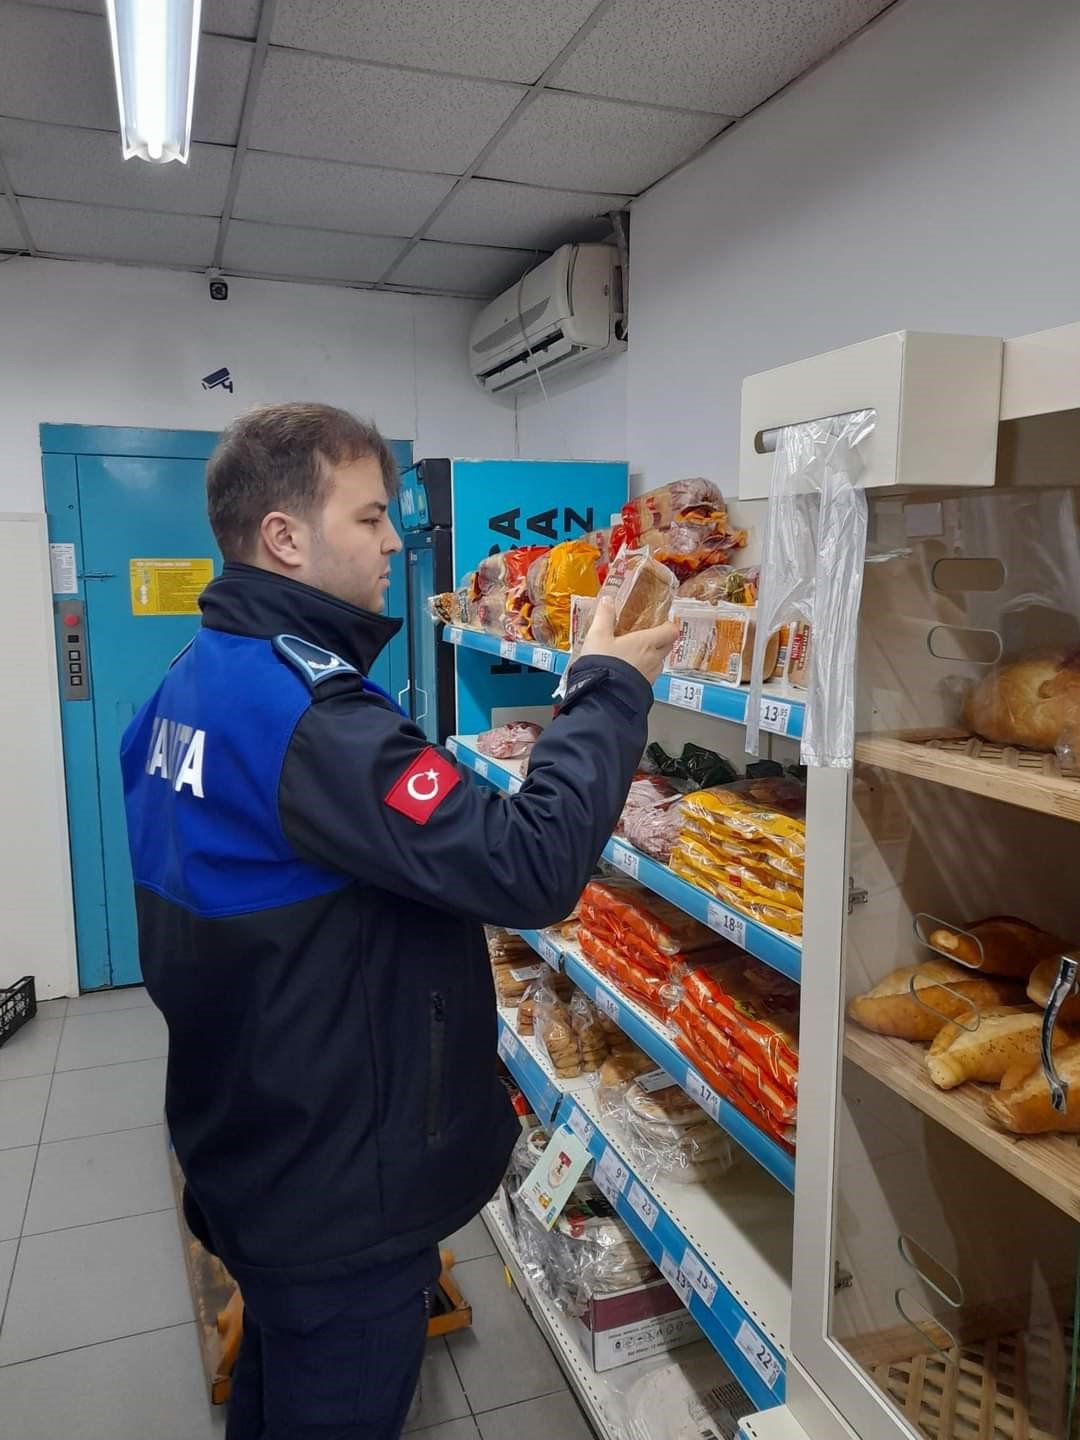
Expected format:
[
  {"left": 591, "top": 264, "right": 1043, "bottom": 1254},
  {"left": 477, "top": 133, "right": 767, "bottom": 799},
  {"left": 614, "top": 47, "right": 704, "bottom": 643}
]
[
  {"left": 598, "top": 1068, "right": 735, "bottom": 1186},
  {"left": 669, "top": 844, "right": 804, "bottom": 936},
  {"left": 526, "top": 540, "right": 602, "bottom": 650},
  {"left": 578, "top": 927, "right": 675, "bottom": 1016},
  {"left": 678, "top": 783, "right": 807, "bottom": 860},
  {"left": 477, "top": 721, "right": 543, "bottom": 760},
  {"left": 581, "top": 880, "right": 726, "bottom": 959},
  {"left": 569, "top": 989, "right": 611, "bottom": 1073},
  {"left": 535, "top": 984, "right": 584, "bottom": 1078},
  {"left": 621, "top": 480, "right": 726, "bottom": 544},
  {"left": 667, "top": 600, "right": 780, "bottom": 684},
  {"left": 672, "top": 1031, "right": 795, "bottom": 1148},
  {"left": 670, "top": 1001, "right": 796, "bottom": 1132},
  {"left": 677, "top": 957, "right": 800, "bottom": 1094},
  {"left": 495, "top": 961, "right": 546, "bottom": 1007}
]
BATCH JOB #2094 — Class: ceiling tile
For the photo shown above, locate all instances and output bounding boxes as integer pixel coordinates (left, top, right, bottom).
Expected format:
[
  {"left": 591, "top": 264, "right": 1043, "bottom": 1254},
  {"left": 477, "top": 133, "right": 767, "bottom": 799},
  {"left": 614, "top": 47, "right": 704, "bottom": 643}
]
[
  {"left": 556, "top": 0, "right": 893, "bottom": 116},
  {"left": 387, "top": 240, "right": 538, "bottom": 296},
  {"left": 0, "top": 119, "right": 233, "bottom": 215},
  {"left": 250, "top": 49, "right": 524, "bottom": 172},
  {"left": 428, "top": 177, "right": 628, "bottom": 249},
  {"left": 20, "top": 198, "right": 218, "bottom": 267},
  {"left": 272, "top": 0, "right": 597, "bottom": 84},
  {"left": 233, "top": 153, "right": 454, "bottom": 235},
  {"left": 0, "top": 199, "right": 24, "bottom": 250},
  {"left": 223, "top": 219, "right": 405, "bottom": 284},
  {"left": 192, "top": 36, "right": 253, "bottom": 145},
  {"left": 480, "top": 91, "right": 729, "bottom": 193},
  {"left": 203, "top": 0, "right": 261, "bottom": 39}
]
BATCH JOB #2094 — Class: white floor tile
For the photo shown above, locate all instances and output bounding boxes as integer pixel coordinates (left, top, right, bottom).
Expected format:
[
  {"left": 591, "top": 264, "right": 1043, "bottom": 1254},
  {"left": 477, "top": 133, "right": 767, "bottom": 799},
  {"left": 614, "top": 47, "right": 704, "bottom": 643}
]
[
  {"left": 66, "top": 987, "right": 153, "bottom": 1016},
  {"left": 446, "top": 1255, "right": 565, "bottom": 1413},
  {"left": 0, "top": 1147, "right": 35, "bottom": 1241},
  {"left": 0, "top": 1236, "right": 17, "bottom": 1309},
  {"left": 0, "top": 1018, "right": 62, "bottom": 1081},
  {"left": 0, "top": 1075, "right": 50, "bottom": 1150},
  {"left": 43, "top": 1057, "right": 166, "bottom": 1142},
  {"left": 477, "top": 1390, "right": 593, "bottom": 1439},
  {"left": 55, "top": 1008, "right": 167, "bottom": 1072},
  {"left": 24, "top": 1125, "right": 172, "bottom": 1236}
]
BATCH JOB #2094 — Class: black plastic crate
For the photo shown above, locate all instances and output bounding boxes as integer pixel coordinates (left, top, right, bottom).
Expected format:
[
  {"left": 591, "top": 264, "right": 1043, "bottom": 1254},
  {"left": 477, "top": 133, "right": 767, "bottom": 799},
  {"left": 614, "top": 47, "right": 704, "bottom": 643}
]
[{"left": 0, "top": 976, "right": 36, "bottom": 1048}]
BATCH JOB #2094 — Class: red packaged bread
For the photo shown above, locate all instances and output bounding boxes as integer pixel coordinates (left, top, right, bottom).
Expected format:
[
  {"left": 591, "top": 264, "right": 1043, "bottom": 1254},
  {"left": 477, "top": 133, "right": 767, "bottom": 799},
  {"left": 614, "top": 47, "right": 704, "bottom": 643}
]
[
  {"left": 672, "top": 1032, "right": 795, "bottom": 1149},
  {"left": 580, "top": 880, "right": 724, "bottom": 959},
  {"left": 578, "top": 927, "right": 673, "bottom": 1017},
  {"left": 670, "top": 1001, "right": 796, "bottom": 1130},
  {"left": 678, "top": 958, "right": 799, "bottom": 1094}
]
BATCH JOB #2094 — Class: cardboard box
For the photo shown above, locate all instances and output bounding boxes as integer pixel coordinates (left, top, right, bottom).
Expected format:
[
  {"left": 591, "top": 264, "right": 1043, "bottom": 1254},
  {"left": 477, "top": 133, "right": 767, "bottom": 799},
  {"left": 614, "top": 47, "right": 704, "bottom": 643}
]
[{"left": 574, "top": 1276, "right": 702, "bottom": 1371}]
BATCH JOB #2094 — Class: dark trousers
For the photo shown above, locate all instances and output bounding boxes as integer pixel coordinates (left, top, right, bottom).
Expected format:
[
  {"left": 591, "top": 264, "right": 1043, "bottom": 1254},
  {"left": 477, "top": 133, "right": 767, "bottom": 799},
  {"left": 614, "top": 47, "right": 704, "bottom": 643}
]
[{"left": 226, "top": 1249, "right": 439, "bottom": 1440}]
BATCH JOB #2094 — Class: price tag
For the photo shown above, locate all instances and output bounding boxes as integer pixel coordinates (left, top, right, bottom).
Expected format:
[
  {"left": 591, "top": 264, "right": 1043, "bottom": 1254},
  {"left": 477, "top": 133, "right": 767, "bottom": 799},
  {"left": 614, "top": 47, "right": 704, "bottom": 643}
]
[
  {"left": 611, "top": 844, "right": 640, "bottom": 881},
  {"left": 446, "top": 737, "right": 459, "bottom": 756},
  {"left": 668, "top": 677, "right": 704, "bottom": 711},
  {"left": 499, "top": 639, "right": 517, "bottom": 660},
  {"left": 532, "top": 647, "right": 555, "bottom": 672},
  {"left": 736, "top": 1320, "right": 783, "bottom": 1390},
  {"left": 567, "top": 1107, "right": 595, "bottom": 1149},
  {"left": 497, "top": 1028, "right": 520, "bottom": 1065},
  {"left": 594, "top": 1146, "right": 629, "bottom": 1203},
  {"left": 539, "top": 937, "right": 561, "bottom": 972},
  {"left": 637, "top": 1068, "right": 676, "bottom": 1094},
  {"left": 474, "top": 757, "right": 489, "bottom": 779},
  {"left": 681, "top": 1247, "right": 719, "bottom": 1309},
  {"left": 595, "top": 989, "right": 620, "bottom": 1025},
  {"left": 509, "top": 965, "right": 543, "bottom": 983},
  {"left": 685, "top": 1069, "right": 722, "bottom": 1122},
  {"left": 707, "top": 903, "right": 746, "bottom": 949},
  {"left": 660, "top": 1252, "right": 694, "bottom": 1307},
  {"left": 758, "top": 697, "right": 792, "bottom": 736},
  {"left": 447, "top": 627, "right": 462, "bottom": 645},
  {"left": 508, "top": 772, "right": 523, "bottom": 794},
  {"left": 627, "top": 1180, "right": 659, "bottom": 1230}
]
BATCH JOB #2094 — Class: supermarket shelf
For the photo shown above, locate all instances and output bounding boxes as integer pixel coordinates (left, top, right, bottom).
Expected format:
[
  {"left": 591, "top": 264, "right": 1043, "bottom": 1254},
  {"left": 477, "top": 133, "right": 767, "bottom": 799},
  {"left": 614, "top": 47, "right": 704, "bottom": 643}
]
[
  {"left": 449, "top": 734, "right": 802, "bottom": 985},
  {"left": 442, "top": 625, "right": 805, "bottom": 738},
  {"left": 739, "top": 1405, "right": 816, "bottom": 1440},
  {"left": 855, "top": 730, "right": 1080, "bottom": 824},
  {"left": 844, "top": 1026, "right": 1080, "bottom": 1223},
  {"left": 497, "top": 1006, "right": 591, "bottom": 1126},
  {"left": 515, "top": 928, "right": 795, "bottom": 1192},
  {"left": 494, "top": 1009, "right": 793, "bottom": 1411}
]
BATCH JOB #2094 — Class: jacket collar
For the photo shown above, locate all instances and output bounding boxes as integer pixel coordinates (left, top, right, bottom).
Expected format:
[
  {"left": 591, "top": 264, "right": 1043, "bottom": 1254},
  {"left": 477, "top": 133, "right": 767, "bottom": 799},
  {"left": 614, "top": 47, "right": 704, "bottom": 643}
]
[{"left": 200, "top": 563, "right": 402, "bottom": 677}]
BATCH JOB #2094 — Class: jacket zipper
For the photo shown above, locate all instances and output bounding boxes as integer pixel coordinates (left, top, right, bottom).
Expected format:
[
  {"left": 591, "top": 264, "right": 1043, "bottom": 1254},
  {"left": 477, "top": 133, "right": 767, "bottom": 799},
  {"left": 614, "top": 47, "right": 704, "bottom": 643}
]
[{"left": 427, "top": 991, "right": 447, "bottom": 1142}]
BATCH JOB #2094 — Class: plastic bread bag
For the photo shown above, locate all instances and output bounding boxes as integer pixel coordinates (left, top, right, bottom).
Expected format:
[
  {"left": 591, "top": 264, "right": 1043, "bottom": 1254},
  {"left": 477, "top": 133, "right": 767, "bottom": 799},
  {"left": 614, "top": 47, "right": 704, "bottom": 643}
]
[
  {"left": 536, "top": 539, "right": 603, "bottom": 650},
  {"left": 670, "top": 1000, "right": 796, "bottom": 1133},
  {"left": 580, "top": 880, "right": 726, "bottom": 959},
  {"left": 486, "top": 927, "right": 543, "bottom": 967},
  {"left": 677, "top": 564, "right": 760, "bottom": 605},
  {"left": 578, "top": 927, "right": 676, "bottom": 1015},
  {"left": 666, "top": 600, "right": 780, "bottom": 684},
  {"left": 675, "top": 957, "right": 799, "bottom": 1093},
  {"left": 607, "top": 1072, "right": 735, "bottom": 1187},
  {"left": 668, "top": 842, "right": 804, "bottom": 937},
  {"left": 601, "top": 545, "right": 678, "bottom": 633},
  {"left": 569, "top": 989, "right": 611, "bottom": 1074},
  {"left": 543, "top": 1186, "right": 658, "bottom": 1316},
  {"left": 477, "top": 721, "right": 543, "bottom": 760},
  {"left": 535, "top": 984, "right": 584, "bottom": 1079},
  {"left": 621, "top": 479, "right": 726, "bottom": 543},
  {"left": 475, "top": 586, "right": 510, "bottom": 636},
  {"left": 494, "top": 961, "right": 546, "bottom": 1007},
  {"left": 529, "top": 602, "right": 557, "bottom": 648}
]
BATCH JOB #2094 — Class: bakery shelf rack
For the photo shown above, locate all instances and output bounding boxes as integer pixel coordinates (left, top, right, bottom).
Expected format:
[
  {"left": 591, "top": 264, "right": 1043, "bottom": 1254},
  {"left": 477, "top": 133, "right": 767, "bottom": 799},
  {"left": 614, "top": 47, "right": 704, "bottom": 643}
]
[
  {"left": 447, "top": 734, "right": 803, "bottom": 985},
  {"left": 442, "top": 624, "right": 806, "bottom": 739},
  {"left": 510, "top": 928, "right": 796, "bottom": 1192},
  {"left": 495, "top": 1007, "right": 793, "bottom": 1411}
]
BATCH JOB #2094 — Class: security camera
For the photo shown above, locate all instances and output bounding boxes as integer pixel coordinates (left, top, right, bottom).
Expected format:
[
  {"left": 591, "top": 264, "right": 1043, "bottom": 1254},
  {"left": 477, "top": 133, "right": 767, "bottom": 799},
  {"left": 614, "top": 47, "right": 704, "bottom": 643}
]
[{"left": 209, "top": 278, "right": 229, "bottom": 302}]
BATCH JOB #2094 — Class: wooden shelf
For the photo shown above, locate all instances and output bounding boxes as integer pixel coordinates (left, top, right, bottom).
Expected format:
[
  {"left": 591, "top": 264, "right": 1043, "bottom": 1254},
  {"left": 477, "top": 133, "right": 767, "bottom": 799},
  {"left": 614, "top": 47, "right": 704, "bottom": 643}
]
[
  {"left": 843, "top": 1027, "right": 1080, "bottom": 1223},
  {"left": 855, "top": 730, "right": 1080, "bottom": 824}
]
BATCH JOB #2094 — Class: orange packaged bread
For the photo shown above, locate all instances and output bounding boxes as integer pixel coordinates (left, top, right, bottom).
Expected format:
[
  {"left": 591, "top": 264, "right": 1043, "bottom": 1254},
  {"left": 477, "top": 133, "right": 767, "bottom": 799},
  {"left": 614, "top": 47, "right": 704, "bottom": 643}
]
[
  {"left": 678, "top": 957, "right": 799, "bottom": 1095},
  {"left": 525, "top": 539, "right": 602, "bottom": 650},
  {"left": 671, "top": 1000, "right": 796, "bottom": 1130},
  {"left": 578, "top": 927, "right": 674, "bottom": 1017},
  {"left": 671, "top": 1031, "right": 795, "bottom": 1149},
  {"left": 580, "top": 880, "right": 726, "bottom": 958}
]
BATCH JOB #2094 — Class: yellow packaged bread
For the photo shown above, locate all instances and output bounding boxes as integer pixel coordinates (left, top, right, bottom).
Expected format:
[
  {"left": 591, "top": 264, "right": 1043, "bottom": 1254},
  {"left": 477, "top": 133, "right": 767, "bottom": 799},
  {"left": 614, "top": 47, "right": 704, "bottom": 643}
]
[
  {"left": 680, "top": 787, "right": 806, "bottom": 862},
  {"left": 670, "top": 834, "right": 802, "bottom": 911},
  {"left": 669, "top": 849, "right": 804, "bottom": 936},
  {"left": 677, "top": 819, "right": 804, "bottom": 888}
]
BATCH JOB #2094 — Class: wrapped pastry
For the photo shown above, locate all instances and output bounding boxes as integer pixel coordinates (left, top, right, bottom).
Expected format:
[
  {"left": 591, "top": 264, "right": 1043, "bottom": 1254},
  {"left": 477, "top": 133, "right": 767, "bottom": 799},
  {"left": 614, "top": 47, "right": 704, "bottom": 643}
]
[
  {"left": 535, "top": 985, "right": 583, "bottom": 1078},
  {"left": 847, "top": 961, "right": 1025, "bottom": 1042},
  {"left": 925, "top": 916, "right": 1066, "bottom": 977},
  {"left": 927, "top": 1005, "right": 1075, "bottom": 1089},
  {"left": 526, "top": 540, "right": 602, "bottom": 650},
  {"left": 986, "top": 1042, "right": 1080, "bottom": 1133},
  {"left": 963, "top": 652, "right": 1080, "bottom": 756}
]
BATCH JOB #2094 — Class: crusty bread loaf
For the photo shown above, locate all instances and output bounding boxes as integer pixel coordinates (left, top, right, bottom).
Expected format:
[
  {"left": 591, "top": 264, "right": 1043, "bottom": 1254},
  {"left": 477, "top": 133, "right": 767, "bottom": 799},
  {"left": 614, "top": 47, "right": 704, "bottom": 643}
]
[
  {"left": 926, "top": 1005, "right": 1072, "bottom": 1089},
  {"left": 927, "top": 917, "right": 1066, "bottom": 977},
  {"left": 987, "top": 1041, "right": 1080, "bottom": 1133},
  {"left": 599, "top": 1050, "right": 656, "bottom": 1088},
  {"left": 847, "top": 961, "right": 1025, "bottom": 1042},
  {"left": 1027, "top": 956, "right": 1080, "bottom": 1022},
  {"left": 963, "top": 654, "right": 1080, "bottom": 753}
]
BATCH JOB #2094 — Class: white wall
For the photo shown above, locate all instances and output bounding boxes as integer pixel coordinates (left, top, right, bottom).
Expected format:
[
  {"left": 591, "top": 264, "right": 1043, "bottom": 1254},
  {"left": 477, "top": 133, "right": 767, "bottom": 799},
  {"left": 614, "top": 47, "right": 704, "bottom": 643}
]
[
  {"left": 1, "top": 258, "right": 514, "bottom": 997},
  {"left": 514, "top": 353, "right": 628, "bottom": 468}
]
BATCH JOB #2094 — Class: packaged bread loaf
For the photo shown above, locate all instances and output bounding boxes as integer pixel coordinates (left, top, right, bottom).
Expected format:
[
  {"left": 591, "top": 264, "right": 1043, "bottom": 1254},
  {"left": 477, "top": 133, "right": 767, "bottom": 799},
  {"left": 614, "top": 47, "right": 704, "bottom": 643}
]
[
  {"left": 986, "top": 1042, "right": 1080, "bottom": 1133},
  {"left": 925, "top": 916, "right": 1066, "bottom": 977},
  {"left": 667, "top": 600, "right": 780, "bottom": 684},
  {"left": 963, "top": 653, "right": 1080, "bottom": 755},
  {"left": 926, "top": 1005, "right": 1075, "bottom": 1089},
  {"left": 569, "top": 990, "right": 611, "bottom": 1072},
  {"left": 599, "top": 546, "right": 677, "bottom": 633},
  {"left": 535, "top": 984, "right": 584, "bottom": 1078},
  {"left": 847, "top": 961, "right": 1025, "bottom": 1042}
]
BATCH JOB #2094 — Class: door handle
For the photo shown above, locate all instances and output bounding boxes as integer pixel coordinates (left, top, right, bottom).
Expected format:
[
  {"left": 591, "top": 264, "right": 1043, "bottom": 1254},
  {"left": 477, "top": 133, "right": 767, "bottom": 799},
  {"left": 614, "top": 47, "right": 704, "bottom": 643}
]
[
  {"left": 396, "top": 682, "right": 412, "bottom": 707},
  {"left": 79, "top": 571, "right": 116, "bottom": 580},
  {"left": 415, "top": 686, "right": 429, "bottom": 723}
]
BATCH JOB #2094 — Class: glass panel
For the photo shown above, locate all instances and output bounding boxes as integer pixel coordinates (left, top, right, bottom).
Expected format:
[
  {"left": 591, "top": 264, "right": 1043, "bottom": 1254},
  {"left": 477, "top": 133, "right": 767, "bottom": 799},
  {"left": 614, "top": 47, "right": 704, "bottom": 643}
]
[
  {"left": 831, "top": 486, "right": 1080, "bottom": 1439},
  {"left": 409, "top": 544, "right": 440, "bottom": 745}
]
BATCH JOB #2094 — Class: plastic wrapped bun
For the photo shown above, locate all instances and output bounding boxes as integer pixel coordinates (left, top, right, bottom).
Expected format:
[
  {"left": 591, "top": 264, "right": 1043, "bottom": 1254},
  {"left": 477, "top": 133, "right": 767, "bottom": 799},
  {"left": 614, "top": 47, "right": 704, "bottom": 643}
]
[
  {"left": 963, "top": 652, "right": 1080, "bottom": 761},
  {"left": 535, "top": 984, "right": 584, "bottom": 1079}
]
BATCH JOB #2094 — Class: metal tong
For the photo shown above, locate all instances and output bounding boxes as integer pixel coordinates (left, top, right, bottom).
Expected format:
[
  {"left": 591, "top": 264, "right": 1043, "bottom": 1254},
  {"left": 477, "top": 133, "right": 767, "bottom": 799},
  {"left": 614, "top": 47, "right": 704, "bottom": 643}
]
[{"left": 1040, "top": 951, "right": 1080, "bottom": 1113}]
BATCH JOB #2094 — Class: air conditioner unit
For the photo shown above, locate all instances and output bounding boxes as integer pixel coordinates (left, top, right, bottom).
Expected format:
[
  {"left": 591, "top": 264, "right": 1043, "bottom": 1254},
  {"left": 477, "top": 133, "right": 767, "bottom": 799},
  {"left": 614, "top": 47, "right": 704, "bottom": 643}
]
[{"left": 469, "top": 243, "right": 625, "bottom": 396}]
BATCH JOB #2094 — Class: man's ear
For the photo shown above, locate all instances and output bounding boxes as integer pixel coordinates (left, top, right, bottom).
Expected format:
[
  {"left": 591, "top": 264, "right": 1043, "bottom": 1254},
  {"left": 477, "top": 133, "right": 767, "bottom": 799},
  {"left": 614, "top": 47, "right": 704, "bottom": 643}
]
[{"left": 258, "top": 511, "right": 308, "bottom": 570}]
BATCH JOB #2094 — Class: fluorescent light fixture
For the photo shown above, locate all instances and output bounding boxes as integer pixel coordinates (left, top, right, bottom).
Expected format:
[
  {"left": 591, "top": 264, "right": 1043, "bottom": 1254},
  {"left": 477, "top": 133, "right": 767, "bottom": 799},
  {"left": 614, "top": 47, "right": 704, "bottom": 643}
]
[{"left": 105, "top": 0, "right": 203, "bottom": 164}]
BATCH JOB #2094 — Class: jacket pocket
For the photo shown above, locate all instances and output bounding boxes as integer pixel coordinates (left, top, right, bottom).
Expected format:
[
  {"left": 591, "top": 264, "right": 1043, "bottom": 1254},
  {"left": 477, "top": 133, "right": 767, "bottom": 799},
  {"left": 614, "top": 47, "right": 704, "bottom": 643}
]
[{"left": 426, "top": 991, "right": 447, "bottom": 1144}]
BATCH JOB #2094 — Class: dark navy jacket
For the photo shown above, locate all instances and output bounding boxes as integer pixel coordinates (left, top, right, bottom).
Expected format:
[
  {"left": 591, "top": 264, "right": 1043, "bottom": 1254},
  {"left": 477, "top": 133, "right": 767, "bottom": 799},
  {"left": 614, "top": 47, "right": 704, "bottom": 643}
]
[{"left": 120, "top": 563, "right": 653, "bottom": 1286}]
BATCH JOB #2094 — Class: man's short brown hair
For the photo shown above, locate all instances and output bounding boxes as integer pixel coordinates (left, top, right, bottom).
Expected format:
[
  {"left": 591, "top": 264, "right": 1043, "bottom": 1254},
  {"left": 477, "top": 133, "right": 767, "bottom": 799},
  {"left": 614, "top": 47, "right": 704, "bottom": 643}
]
[{"left": 206, "top": 402, "right": 399, "bottom": 562}]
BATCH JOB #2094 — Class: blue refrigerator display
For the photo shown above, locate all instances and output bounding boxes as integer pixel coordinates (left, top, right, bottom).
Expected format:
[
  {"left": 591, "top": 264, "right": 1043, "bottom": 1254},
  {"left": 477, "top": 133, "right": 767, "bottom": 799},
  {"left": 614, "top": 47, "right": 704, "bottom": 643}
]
[{"left": 398, "top": 458, "right": 629, "bottom": 743}]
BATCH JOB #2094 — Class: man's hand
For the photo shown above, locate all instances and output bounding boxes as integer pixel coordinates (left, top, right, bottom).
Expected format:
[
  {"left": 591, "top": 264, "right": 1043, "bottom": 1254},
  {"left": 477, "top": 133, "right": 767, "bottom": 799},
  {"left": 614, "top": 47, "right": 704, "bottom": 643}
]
[{"left": 578, "top": 597, "right": 680, "bottom": 686}]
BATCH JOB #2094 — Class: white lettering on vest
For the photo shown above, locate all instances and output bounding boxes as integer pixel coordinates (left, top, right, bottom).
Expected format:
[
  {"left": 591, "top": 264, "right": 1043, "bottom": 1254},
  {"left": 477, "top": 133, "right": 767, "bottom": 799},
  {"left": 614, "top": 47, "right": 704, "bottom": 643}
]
[{"left": 146, "top": 715, "right": 206, "bottom": 798}]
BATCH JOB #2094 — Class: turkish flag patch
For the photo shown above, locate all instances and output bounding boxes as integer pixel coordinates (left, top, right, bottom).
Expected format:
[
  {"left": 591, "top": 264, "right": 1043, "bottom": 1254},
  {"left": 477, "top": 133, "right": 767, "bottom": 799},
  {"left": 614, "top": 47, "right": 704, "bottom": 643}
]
[{"left": 384, "top": 746, "right": 462, "bottom": 825}]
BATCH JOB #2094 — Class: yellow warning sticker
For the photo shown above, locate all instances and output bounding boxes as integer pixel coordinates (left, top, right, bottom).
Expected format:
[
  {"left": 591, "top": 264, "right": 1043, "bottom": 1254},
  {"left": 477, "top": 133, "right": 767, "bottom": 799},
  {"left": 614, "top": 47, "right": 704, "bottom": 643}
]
[{"left": 130, "top": 558, "right": 214, "bottom": 617}]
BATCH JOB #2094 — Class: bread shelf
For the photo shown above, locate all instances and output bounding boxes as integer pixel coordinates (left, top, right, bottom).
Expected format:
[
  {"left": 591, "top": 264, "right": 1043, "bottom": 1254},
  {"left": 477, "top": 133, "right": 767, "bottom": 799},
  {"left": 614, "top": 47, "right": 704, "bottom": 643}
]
[
  {"left": 442, "top": 624, "right": 806, "bottom": 738},
  {"left": 855, "top": 730, "right": 1080, "bottom": 824},
  {"left": 843, "top": 1027, "right": 1080, "bottom": 1223}
]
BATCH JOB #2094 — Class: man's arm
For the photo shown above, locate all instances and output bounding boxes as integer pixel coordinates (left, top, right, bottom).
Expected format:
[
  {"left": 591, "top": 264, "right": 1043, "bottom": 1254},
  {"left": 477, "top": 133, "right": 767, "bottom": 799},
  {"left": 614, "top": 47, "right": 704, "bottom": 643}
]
[{"left": 278, "top": 655, "right": 652, "bottom": 930}]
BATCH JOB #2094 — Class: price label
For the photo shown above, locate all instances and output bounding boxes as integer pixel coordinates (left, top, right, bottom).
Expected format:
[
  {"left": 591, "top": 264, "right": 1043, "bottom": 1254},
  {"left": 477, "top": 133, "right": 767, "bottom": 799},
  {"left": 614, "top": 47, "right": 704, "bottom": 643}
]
[
  {"left": 539, "top": 937, "right": 561, "bottom": 972},
  {"left": 660, "top": 1252, "right": 694, "bottom": 1307},
  {"left": 611, "top": 844, "right": 640, "bottom": 881},
  {"left": 736, "top": 1320, "right": 783, "bottom": 1390},
  {"left": 668, "top": 677, "right": 704, "bottom": 711},
  {"left": 446, "top": 737, "right": 459, "bottom": 756},
  {"left": 447, "top": 627, "right": 463, "bottom": 645},
  {"left": 497, "top": 1028, "right": 520, "bottom": 1065},
  {"left": 595, "top": 990, "right": 620, "bottom": 1025},
  {"left": 499, "top": 639, "right": 517, "bottom": 660},
  {"left": 637, "top": 1068, "right": 676, "bottom": 1094},
  {"left": 707, "top": 903, "right": 746, "bottom": 949},
  {"left": 627, "top": 1180, "right": 659, "bottom": 1230},
  {"left": 532, "top": 647, "right": 555, "bottom": 672},
  {"left": 758, "top": 698, "right": 792, "bottom": 736},
  {"left": 474, "top": 757, "right": 489, "bottom": 779},
  {"left": 508, "top": 772, "right": 523, "bottom": 794},
  {"left": 685, "top": 1069, "right": 722, "bottom": 1122},
  {"left": 567, "top": 1107, "right": 595, "bottom": 1149},
  {"left": 681, "top": 1247, "right": 719, "bottom": 1309},
  {"left": 509, "top": 965, "right": 543, "bottom": 983},
  {"left": 594, "top": 1146, "right": 629, "bottom": 1203}
]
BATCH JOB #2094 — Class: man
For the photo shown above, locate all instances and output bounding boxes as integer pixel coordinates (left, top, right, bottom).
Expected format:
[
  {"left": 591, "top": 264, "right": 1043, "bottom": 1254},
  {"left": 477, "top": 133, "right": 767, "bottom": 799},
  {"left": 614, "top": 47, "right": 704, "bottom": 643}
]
[{"left": 120, "top": 403, "right": 677, "bottom": 1440}]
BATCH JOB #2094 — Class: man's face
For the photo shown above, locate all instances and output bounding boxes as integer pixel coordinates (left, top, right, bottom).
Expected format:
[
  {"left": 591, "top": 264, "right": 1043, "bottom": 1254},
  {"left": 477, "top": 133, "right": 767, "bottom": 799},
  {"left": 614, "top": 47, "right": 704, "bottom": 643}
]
[{"left": 305, "top": 455, "right": 402, "bottom": 613}]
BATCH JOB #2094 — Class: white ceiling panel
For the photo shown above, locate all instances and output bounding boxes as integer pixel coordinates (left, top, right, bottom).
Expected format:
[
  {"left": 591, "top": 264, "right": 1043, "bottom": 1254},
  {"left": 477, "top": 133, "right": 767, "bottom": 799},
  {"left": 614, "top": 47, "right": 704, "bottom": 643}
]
[
  {"left": 556, "top": 0, "right": 894, "bottom": 116},
  {"left": 272, "top": 0, "right": 597, "bottom": 84},
  {"left": 428, "top": 177, "right": 627, "bottom": 249},
  {"left": 251, "top": 50, "right": 525, "bottom": 172},
  {"left": 0, "top": 6, "right": 117, "bottom": 130},
  {"left": 192, "top": 36, "right": 253, "bottom": 145},
  {"left": 0, "top": 199, "right": 23, "bottom": 250},
  {"left": 0, "top": 119, "right": 233, "bottom": 214},
  {"left": 480, "top": 91, "right": 729, "bottom": 194},
  {"left": 203, "top": 0, "right": 261, "bottom": 39},
  {"left": 388, "top": 239, "right": 537, "bottom": 296},
  {"left": 21, "top": 198, "right": 218, "bottom": 267},
  {"left": 233, "top": 153, "right": 454, "bottom": 236},
  {"left": 223, "top": 219, "right": 406, "bottom": 284}
]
